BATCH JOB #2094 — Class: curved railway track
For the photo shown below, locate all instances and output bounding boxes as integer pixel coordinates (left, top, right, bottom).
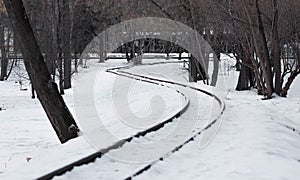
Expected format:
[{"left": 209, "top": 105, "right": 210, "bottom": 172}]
[{"left": 38, "top": 61, "right": 225, "bottom": 180}]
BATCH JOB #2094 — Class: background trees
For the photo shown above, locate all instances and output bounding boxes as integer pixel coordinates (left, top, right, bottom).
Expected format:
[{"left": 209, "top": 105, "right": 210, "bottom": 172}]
[
  {"left": 208, "top": 0, "right": 299, "bottom": 97},
  {"left": 1, "top": 0, "right": 299, "bottom": 96}
]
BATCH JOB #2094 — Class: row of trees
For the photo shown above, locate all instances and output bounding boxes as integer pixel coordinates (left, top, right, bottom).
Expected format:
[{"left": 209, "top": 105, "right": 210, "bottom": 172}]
[
  {"left": 86, "top": 0, "right": 299, "bottom": 97},
  {"left": 3, "top": 0, "right": 298, "bottom": 97},
  {"left": 127, "top": 0, "right": 300, "bottom": 98},
  {"left": 220, "top": 0, "right": 300, "bottom": 98},
  {"left": 0, "top": 0, "right": 299, "bottom": 143}
]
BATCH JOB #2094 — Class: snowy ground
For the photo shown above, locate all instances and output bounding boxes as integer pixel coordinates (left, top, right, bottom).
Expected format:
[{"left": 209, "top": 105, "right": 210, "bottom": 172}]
[
  {"left": 0, "top": 54, "right": 300, "bottom": 179},
  {"left": 1, "top": 58, "right": 188, "bottom": 178},
  {"left": 52, "top": 61, "right": 221, "bottom": 179},
  {"left": 137, "top": 83, "right": 300, "bottom": 180}
]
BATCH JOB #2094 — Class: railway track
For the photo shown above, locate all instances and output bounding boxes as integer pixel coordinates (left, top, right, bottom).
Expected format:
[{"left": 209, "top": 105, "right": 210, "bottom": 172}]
[{"left": 38, "top": 61, "right": 225, "bottom": 180}]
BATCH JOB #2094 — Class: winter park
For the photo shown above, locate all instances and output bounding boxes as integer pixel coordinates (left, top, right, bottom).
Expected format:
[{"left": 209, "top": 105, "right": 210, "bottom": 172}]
[{"left": 0, "top": 0, "right": 300, "bottom": 179}]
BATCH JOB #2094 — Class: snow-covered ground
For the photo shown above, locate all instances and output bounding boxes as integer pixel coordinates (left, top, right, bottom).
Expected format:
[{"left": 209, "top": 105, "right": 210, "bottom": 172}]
[
  {"left": 0, "top": 58, "right": 188, "bottom": 179},
  {"left": 137, "top": 81, "right": 300, "bottom": 180},
  {"left": 52, "top": 61, "right": 221, "bottom": 179},
  {"left": 0, "top": 54, "right": 300, "bottom": 179}
]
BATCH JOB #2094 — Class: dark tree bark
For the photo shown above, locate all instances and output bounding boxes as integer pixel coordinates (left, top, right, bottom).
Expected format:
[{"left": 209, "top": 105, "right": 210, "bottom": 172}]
[
  {"left": 57, "top": 0, "right": 64, "bottom": 95},
  {"left": 242, "top": 1, "right": 273, "bottom": 97},
  {"left": 134, "top": 39, "right": 143, "bottom": 65},
  {"left": 165, "top": 41, "right": 171, "bottom": 60},
  {"left": 236, "top": 62, "right": 252, "bottom": 91},
  {"left": 62, "top": 0, "right": 72, "bottom": 89},
  {"left": 255, "top": 0, "right": 274, "bottom": 97},
  {"left": 211, "top": 31, "right": 221, "bottom": 86},
  {"left": 99, "top": 31, "right": 106, "bottom": 63},
  {"left": 125, "top": 44, "right": 130, "bottom": 62},
  {"left": 271, "top": 0, "right": 282, "bottom": 95},
  {"left": 189, "top": 55, "right": 198, "bottom": 82},
  {"left": 44, "top": 0, "right": 56, "bottom": 78},
  {"left": 74, "top": 52, "right": 78, "bottom": 73},
  {"left": 31, "top": 82, "right": 35, "bottom": 99},
  {"left": 3, "top": 0, "right": 79, "bottom": 143},
  {"left": 234, "top": 41, "right": 257, "bottom": 91},
  {"left": 0, "top": 24, "right": 8, "bottom": 81},
  {"left": 189, "top": 55, "right": 207, "bottom": 82}
]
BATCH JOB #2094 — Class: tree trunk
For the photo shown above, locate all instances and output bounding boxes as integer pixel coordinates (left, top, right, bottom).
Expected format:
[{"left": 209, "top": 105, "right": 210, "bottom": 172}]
[
  {"left": 62, "top": 0, "right": 72, "bottom": 89},
  {"left": 31, "top": 82, "right": 35, "bottom": 99},
  {"left": 211, "top": 31, "right": 221, "bottom": 86},
  {"left": 125, "top": 44, "right": 130, "bottom": 62},
  {"left": 255, "top": 0, "right": 274, "bottom": 97},
  {"left": 57, "top": 0, "right": 64, "bottom": 94},
  {"left": 58, "top": 49, "right": 64, "bottom": 94},
  {"left": 50, "top": 0, "right": 58, "bottom": 78},
  {"left": 272, "top": 0, "right": 282, "bottom": 95},
  {"left": 99, "top": 31, "right": 106, "bottom": 63},
  {"left": 248, "top": 37, "right": 264, "bottom": 94},
  {"left": 43, "top": 0, "right": 55, "bottom": 77},
  {"left": 165, "top": 41, "right": 171, "bottom": 60},
  {"left": 74, "top": 52, "right": 78, "bottom": 73},
  {"left": 189, "top": 55, "right": 198, "bottom": 82},
  {"left": 134, "top": 39, "right": 143, "bottom": 65},
  {"left": 242, "top": 1, "right": 273, "bottom": 97},
  {"left": 236, "top": 62, "right": 252, "bottom": 91},
  {"left": 0, "top": 24, "right": 8, "bottom": 81},
  {"left": 3, "top": 0, "right": 79, "bottom": 143}
]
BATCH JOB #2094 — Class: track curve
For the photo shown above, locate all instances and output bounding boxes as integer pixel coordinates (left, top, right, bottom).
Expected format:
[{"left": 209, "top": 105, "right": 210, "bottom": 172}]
[{"left": 38, "top": 61, "right": 225, "bottom": 180}]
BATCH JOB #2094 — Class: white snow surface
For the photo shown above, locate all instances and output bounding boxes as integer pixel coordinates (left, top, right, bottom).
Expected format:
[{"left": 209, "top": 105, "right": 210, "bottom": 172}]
[
  {"left": 1, "top": 58, "right": 188, "bottom": 179},
  {"left": 0, "top": 54, "right": 299, "bottom": 179}
]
